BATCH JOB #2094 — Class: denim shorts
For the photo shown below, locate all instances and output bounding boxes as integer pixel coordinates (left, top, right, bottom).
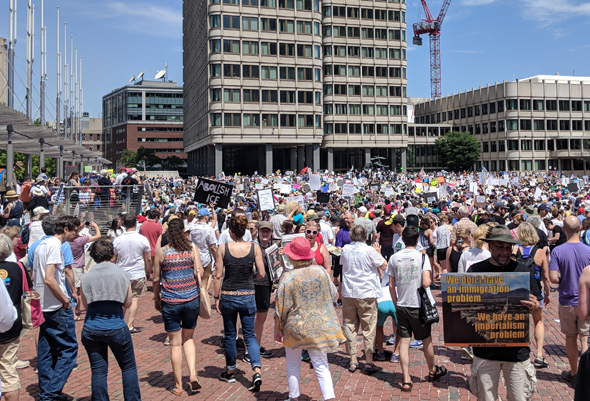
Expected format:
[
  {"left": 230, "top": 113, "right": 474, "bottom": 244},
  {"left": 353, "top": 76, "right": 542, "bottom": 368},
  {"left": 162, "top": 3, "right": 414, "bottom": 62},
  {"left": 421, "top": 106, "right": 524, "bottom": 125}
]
[{"left": 161, "top": 297, "right": 200, "bottom": 332}]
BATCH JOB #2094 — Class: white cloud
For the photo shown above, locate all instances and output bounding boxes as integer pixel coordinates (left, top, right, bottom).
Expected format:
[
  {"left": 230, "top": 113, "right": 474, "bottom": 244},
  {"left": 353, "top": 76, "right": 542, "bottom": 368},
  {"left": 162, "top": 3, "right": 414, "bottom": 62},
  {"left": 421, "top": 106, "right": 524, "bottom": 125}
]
[
  {"left": 461, "top": 0, "right": 496, "bottom": 5},
  {"left": 520, "top": 0, "right": 590, "bottom": 25}
]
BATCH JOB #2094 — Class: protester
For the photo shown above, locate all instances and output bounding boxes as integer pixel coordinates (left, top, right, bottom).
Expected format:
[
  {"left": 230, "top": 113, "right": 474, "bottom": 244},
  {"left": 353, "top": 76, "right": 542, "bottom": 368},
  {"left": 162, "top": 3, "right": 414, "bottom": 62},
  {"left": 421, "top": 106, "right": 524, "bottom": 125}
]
[
  {"left": 69, "top": 221, "right": 101, "bottom": 319},
  {"left": 274, "top": 237, "right": 344, "bottom": 401},
  {"left": 80, "top": 239, "right": 141, "bottom": 400}
]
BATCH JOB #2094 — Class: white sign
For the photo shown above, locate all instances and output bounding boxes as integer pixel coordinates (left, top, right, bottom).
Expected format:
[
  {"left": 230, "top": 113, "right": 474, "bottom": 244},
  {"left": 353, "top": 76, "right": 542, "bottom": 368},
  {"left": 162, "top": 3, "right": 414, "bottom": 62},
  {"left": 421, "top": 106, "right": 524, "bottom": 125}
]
[
  {"left": 310, "top": 174, "right": 322, "bottom": 191},
  {"left": 534, "top": 188, "right": 543, "bottom": 199},
  {"left": 280, "top": 183, "right": 292, "bottom": 194},
  {"left": 342, "top": 184, "right": 355, "bottom": 198},
  {"left": 257, "top": 188, "right": 275, "bottom": 211}
]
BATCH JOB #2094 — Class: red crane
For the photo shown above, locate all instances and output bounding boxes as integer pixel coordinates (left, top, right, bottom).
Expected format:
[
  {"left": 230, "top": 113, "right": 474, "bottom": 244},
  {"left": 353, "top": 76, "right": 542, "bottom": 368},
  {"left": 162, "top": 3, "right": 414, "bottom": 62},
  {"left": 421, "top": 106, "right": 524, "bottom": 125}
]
[{"left": 412, "top": 0, "right": 452, "bottom": 99}]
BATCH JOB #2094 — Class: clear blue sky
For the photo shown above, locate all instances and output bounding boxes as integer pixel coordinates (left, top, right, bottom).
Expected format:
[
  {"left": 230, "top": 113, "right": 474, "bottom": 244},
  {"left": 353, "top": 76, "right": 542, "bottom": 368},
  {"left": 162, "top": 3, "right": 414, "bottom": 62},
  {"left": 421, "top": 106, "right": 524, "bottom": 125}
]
[{"left": 2, "top": 0, "right": 589, "bottom": 119}]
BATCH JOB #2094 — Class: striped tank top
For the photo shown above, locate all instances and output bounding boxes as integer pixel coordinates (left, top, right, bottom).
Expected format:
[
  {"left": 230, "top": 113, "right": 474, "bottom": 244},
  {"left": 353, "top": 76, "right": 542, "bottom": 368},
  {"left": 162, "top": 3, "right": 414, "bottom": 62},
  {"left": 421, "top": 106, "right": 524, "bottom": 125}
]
[{"left": 160, "top": 246, "right": 199, "bottom": 303}]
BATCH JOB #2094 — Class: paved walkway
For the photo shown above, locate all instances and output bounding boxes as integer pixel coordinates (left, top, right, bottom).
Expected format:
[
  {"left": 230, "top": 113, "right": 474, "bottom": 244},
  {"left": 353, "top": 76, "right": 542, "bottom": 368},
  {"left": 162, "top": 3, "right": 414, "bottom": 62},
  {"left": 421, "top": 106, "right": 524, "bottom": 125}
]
[{"left": 16, "top": 286, "right": 576, "bottom": 400}]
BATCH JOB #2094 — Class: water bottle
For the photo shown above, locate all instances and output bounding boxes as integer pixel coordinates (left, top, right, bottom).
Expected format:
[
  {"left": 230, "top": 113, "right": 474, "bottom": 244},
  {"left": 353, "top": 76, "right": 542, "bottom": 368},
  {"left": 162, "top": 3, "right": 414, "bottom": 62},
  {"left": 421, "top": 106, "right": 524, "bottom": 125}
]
[{"left": 70, "top": 297, "right": 77, "bottom": 309}]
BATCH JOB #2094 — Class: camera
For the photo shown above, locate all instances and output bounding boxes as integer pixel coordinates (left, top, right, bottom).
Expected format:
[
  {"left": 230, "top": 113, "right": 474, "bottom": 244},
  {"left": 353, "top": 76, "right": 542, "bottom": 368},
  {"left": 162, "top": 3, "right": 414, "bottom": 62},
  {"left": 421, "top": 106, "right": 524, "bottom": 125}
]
[{"left": 85, "top": 221, "right": 90, "bottom": 226}]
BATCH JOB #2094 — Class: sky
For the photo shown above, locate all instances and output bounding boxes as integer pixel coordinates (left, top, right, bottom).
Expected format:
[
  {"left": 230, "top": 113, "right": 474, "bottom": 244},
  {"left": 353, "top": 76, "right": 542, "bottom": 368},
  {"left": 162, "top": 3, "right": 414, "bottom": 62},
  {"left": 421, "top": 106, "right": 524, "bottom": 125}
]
[{"left": 2, "top": 0, "right": 590, "bottom": 119}]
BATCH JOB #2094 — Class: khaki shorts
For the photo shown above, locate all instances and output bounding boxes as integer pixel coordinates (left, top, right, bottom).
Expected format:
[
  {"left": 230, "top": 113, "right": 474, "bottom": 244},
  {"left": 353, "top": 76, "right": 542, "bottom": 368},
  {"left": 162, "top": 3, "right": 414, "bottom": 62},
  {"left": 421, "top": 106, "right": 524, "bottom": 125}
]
[
  {"left": 559, "top": 304, "right": 590, "bottom": 336},
  {"left": 0, "top": 338, "right": 21, "bottom": 392},
  {"left": 131, "top": 277, "right": 147, "bottom": 298},
  {"left": 73, "top": 267, "right": 84, "bottom": 288},
  {"left": 202, "top": 263, "right": 212, "bottom": 283}
]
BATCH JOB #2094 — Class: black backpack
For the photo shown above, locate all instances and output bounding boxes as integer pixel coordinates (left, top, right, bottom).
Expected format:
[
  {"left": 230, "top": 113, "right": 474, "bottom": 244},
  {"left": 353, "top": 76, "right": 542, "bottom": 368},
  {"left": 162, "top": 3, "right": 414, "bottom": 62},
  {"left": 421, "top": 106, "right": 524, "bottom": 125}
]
[
  {"left": 516, "top": 245, "right": 543, "bottom": 301},
  {"left": 122, "top": 177, "right": 133, "bottom": 186}
]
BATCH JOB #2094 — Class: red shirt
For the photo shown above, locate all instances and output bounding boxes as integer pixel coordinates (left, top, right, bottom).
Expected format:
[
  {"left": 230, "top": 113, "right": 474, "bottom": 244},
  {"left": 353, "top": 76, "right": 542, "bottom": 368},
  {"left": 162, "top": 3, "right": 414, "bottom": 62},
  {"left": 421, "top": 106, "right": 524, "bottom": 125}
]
[{"left": 139, "top": 220, "right": 163, "bottom": 257}]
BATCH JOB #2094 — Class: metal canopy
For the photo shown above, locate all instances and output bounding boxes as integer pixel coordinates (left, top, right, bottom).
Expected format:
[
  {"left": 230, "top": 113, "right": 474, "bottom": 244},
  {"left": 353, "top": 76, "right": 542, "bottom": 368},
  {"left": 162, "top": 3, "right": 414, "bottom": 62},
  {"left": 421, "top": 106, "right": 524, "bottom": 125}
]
[{"left": 0, "top": 103, "right": 107, "bottom": 163}]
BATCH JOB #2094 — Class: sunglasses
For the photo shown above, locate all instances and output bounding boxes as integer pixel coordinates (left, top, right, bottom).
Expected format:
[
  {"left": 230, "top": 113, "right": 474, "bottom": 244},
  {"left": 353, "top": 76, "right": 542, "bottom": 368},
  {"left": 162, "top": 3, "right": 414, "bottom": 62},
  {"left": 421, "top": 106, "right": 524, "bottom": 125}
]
[
  {"left": 248, "top": 227, "right": 257, "bottom": 231},
  {"left": 306, "top": 229, "right": 318, "bottom": 235}
]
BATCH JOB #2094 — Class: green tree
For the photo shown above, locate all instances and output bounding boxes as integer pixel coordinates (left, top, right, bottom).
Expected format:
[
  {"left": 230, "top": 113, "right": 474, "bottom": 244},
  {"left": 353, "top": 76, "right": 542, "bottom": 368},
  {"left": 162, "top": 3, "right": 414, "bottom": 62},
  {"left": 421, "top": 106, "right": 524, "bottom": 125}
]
[
  {"left": 136, "top": 147, "right": 161, "bottom": 168},
  {"left": 434, "top": 131, "right": 481, "bottom": 172},
  {"left": 0, "top": 151, "right": 56, "bottom": 178},
  {"left": 119, "top": 149, "right": 138, "bottom": 168},
  {"left": 161, "top": 155, "right": 184, "bottom": 170}
]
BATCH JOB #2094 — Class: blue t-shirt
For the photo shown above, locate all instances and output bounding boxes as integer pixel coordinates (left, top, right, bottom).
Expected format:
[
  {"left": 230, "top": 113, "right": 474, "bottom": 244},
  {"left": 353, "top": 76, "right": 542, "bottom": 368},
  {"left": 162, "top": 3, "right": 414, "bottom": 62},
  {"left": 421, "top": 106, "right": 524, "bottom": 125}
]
[
  {"left": 84, "top": 301, "right": 126, "bottom": 330},
  {"left": 293, "top": 213, "right": 304, "bottom": 225},
  {"left": 28, "top": 236, "right": 74, "bottom": 268}
]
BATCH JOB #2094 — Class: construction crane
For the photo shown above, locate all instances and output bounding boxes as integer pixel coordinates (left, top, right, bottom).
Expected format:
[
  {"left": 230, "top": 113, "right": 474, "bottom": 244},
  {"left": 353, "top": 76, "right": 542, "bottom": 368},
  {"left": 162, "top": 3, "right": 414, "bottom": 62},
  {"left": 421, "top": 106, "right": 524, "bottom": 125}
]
[{"left": 412, "top": 0, "right": 452, "bottom": 100}]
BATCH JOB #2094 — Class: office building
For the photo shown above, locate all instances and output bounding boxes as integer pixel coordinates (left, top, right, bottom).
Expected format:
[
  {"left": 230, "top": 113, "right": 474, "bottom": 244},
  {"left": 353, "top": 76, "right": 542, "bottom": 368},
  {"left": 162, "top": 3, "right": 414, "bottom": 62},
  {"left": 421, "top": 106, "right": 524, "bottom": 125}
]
[
  {"left": 413, "top": 75, "right": 590, "bottom": 173},
  {"left": 183, "top": 0, "right": 408, "bottom": 175},
  {"left": 102, "top": 80, "right": 185, "bottom": 168}
]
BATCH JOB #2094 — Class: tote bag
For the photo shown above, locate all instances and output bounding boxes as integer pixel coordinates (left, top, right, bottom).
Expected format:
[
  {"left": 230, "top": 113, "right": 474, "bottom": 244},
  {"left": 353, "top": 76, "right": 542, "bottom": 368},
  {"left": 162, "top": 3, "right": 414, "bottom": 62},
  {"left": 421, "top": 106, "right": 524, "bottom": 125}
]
[
  {"left": 17, "top": 262, "right": 44, "bottom": 329},
  {"left": 417, "top": 254, "right": 439, "bottom": 326}
]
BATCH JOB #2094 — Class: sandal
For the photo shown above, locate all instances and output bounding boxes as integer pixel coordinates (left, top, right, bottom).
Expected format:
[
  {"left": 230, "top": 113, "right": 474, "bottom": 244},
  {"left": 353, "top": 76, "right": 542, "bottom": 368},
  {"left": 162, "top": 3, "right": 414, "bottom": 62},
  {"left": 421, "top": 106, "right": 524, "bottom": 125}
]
[
  {"left": 347, "top": 361, "right": 358, "bottom": 373},
  {"left": 428, "top": 365, "right": 448, "bottom": 382},
  {"left": 190, "top": 378, "right": 202, "bottom": 391},
  {"left": 401, "top": 382, "right": 413, "bottom": 392},
  {"left": 364, "top": 362, "right": 381, "bottom": 375},
  {"left": 534, "top": 356, "right": 548, "bottom": 369},
  {"left": 168, "top": 387, "right": 183, "bottom": 396}
]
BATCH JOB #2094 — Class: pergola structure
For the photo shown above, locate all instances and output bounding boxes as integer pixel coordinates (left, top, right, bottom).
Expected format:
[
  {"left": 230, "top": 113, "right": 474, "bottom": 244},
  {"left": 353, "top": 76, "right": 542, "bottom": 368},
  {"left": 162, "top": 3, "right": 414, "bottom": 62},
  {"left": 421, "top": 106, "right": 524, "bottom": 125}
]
[{"left": 1, "top": 104, "right": 110, "bottom": 187}]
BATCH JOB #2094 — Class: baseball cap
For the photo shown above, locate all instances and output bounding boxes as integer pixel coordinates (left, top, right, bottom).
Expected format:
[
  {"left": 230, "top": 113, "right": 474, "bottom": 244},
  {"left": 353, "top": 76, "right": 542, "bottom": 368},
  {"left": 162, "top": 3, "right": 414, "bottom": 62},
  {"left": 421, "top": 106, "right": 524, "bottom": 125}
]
[
  {"left": 538, "top": 204, "right": 551, "bottom": 212},
  {"left": 358, "top": 206, "right": 368, "bottom": 214},
  {"left": 259, "top": 221, "right": 273, "bottom": 231},
  {"left": 198, "top": 208, "right": 211, "bottom": 217},
  {"left": 392, "top": 214, "right": 405, "bottom": 226},
  {"left": 33, "top": 206, "right": 50, "bottom": 215},
  {"left": 384, "top": 204, "right": 392, "bottom": 215}
]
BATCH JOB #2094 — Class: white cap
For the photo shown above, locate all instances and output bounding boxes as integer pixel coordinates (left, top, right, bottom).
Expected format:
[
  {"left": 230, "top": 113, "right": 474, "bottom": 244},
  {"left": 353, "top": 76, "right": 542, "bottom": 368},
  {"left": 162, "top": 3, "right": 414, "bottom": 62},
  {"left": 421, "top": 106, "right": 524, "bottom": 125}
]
[{"left": 358, "top": 206, "right": 368, "bottom": 214}]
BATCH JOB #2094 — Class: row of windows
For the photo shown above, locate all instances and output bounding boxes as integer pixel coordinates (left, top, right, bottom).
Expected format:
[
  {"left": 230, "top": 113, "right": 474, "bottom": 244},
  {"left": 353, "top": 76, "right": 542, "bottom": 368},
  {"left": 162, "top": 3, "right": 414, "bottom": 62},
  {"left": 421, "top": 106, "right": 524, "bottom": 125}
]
[
  {"left": 211, "top": 64, "right": 322, "bottom": 81},
  {"left": 419, "top": 100, "right": 590, "bottom": 124},
  {"left": 325, "top": 84, "right": 407, "bottom": 97},
  {"left": 211, "top": 0, "right": 320, "bottom": 12},
  {"left": 211, "top": 15, "right": 321, "bottom": 35},
  {"left": 138, "top": 127, "right": 183, "bottom": 132},
  {"left": 479, "top": 159, "right": 588, "bottom": 173},
  {"left": 210, "top": 113, "right": 321, "bottom": 128},
  {"left": 322, "top": 26, "right": 405, "bottom": 41},
  {"left": 324, "top": 65, "right": 407, "bottom": 79},
  {"left": 211, "top": 88, "right": 322, "bottom": 104},
  {"left": 138, "top": 138, "right": 184, "bottom": 142},
  {"left": 323, "top": 6, "right": 406, "bottom": 23},
  {"left": 500, "top": 138, "right": 590, "bottom": 152},
  {"left": 453, "top": 119, "right": 590, "bottom": 135},
  {"left": 324, "top": 123, "right": 405, "bottom": 135},
  {"left": 324, "top": 45, "right": 407, "bottom": 59},
  {"left": 211, "top": 39, "right": 321, "bottom": 58},
  {"left": 323, "top": 103, "right": 406, "bottom": 115}
]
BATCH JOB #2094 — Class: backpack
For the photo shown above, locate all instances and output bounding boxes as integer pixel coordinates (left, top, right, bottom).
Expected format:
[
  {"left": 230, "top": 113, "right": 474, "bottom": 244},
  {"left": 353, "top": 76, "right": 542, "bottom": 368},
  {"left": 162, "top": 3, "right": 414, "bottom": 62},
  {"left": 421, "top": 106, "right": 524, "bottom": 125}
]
[
  {"left": 20, "top": 222, "right": 31, "bottom": 245},
  {"left": 122, "top": 177, "right": 133, "bottom": 186},
  {"left": 583, "top": 230, "right": 590, "bottom": 247},
  {"left": 516, "top": 245, "right": 543, "bottom": 301},
  {"left": 407, "top": 214, "right": 419, "bottom": 228}
]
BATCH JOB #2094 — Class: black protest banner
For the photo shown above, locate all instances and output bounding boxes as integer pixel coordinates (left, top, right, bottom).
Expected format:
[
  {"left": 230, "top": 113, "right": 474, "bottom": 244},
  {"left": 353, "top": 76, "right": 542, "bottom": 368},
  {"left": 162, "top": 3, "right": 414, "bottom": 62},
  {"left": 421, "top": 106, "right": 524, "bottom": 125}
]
[
  {"left": 193, "top": 177, "right": 233, "bottom": 208},
  {"left": 316, "top": 191, "right": 330, "bottom": 203}
]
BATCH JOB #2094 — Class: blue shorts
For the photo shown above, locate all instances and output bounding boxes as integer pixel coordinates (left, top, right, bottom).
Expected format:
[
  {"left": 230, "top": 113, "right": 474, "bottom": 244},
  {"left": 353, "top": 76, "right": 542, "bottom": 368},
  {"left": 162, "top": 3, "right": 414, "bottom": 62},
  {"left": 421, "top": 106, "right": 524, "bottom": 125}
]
[
  {"left": 161, "top": 296, "right": 200, "bottom": 332},
  {"left": 377, "top": 300, "right": 397, "bottom": 326}
]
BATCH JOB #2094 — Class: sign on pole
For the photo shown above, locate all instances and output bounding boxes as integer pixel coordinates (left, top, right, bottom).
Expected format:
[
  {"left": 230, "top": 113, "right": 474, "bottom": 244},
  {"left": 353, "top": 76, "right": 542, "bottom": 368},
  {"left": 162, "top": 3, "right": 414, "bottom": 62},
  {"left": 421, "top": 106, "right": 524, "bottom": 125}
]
[
  {"left": 257, "top": 188, "right": 275, "bottom": 211},
  {"left": 193, "top": 177, "right": 233, "bottom": 208}
]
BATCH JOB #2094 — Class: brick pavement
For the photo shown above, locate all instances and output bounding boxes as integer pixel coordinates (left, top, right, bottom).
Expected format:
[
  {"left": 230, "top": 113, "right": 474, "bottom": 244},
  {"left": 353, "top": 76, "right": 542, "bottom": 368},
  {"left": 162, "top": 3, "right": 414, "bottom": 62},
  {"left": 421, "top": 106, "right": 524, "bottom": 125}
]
[{"left": 15, "top": 286, "right": 576, "bottom": 400}]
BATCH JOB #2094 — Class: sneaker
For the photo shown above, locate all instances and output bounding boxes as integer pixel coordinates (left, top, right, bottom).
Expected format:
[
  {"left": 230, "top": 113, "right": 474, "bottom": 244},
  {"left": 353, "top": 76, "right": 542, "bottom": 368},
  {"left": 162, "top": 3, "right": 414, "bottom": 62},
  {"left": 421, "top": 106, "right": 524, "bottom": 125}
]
[
  {"left": 409, "top": 340, "right": 422, "bottom": 348},
  {"left": 260, "top": 347, "right": 272, "bottom": 358},
  {"left": 220, "top": 371, "right": 236, "bottom": 383},
  {"left": 243, "top": 353, "right": 251, "bottom": 363},
  {"left": 461, "top": 347, "right": 474, "bottom": 362},
  {"left": 301, "top": 350, "right": 310, "bottom": 361},
  {"left": 374, "top": 351, "right": 386, "bottom": 361},
  {"left": 16, "top": 360, "right": 30, "bottom": 369},
  {"left": 248, "top": 372, "right": 262, "bottom": 392},
  {"left": 236, "top": 337, "right": 246, "bottom": 350},
  {"left": 390, "top": 353, "right": 400, "bottom": 363},
  {"left": 385, "top": 335, "right": 396, "bottom": 346}
]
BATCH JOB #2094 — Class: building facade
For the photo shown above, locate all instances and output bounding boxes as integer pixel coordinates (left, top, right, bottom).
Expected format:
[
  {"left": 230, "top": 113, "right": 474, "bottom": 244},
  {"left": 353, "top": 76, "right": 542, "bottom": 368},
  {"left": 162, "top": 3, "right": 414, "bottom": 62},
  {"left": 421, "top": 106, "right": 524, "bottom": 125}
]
[
  {"left": 183, "top": 0, "right": 409, "bottom": 175},
  {"left": 413, "top": 75, "right": 590, "bottom": 174},
  {"left": 102, "top": 80, "right": 185, "bottom": 168}
]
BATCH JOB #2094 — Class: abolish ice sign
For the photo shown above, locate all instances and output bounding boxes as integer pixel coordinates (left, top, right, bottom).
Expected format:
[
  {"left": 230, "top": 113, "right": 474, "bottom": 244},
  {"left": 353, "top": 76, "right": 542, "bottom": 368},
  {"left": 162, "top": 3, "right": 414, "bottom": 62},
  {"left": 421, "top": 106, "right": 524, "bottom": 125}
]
[{"left": 193, "top": 177, "right": 233, "bottom": 208}]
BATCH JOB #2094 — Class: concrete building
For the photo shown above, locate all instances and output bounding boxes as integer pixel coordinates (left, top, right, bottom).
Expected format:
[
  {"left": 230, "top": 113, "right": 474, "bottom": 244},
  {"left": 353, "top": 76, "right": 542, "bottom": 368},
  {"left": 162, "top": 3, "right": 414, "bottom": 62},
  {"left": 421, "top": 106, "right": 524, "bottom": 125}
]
[
  {"left": 102, "top": 80, "right": 185, "bottom": 168},
  {"left": 183, "top": 0, "right": 408, "bottom": 175},
  {"left": 413, "top": 75, "right": 590, "bottom": 174}
]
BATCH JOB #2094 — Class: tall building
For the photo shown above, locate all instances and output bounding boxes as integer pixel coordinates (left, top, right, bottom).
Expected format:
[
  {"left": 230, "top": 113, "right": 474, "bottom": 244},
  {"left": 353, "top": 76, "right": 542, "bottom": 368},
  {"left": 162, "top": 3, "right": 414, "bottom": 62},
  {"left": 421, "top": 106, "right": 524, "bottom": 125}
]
[
  {"left": 102, "top": 80, "right": 185, "bottom": 169},
  {"left": 183, "top": 0, "right": 408, "bottom": 175},
  {"left": 413, "top": 75, "right": 590, "bottom": 173}
]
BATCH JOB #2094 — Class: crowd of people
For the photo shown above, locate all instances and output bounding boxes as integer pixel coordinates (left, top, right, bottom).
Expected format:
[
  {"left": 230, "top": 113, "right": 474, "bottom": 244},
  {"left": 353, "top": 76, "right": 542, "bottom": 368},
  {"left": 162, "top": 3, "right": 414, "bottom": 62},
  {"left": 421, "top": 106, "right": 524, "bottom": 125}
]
[{"left": 0, "top": 164, "right": 590, "bottom": 400}]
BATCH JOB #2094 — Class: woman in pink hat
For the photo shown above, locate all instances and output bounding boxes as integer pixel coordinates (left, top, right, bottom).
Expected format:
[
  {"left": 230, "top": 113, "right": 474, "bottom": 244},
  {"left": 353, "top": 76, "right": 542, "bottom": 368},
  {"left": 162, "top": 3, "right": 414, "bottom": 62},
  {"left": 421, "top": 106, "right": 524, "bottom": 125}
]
[{"left": 274, "top": 237, "right": 345, "bottom": 401}]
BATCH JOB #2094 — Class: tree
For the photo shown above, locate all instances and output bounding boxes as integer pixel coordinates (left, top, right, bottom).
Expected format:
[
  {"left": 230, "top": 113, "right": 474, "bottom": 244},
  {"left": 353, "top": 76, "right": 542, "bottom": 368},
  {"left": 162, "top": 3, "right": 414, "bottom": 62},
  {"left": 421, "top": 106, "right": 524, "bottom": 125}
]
[
  {"left": 161, "top": 155, "right": 184, "bottom": 170},
  {"left": 0, "top": 151, "right": 56, "bottom": 178},
  {"left": 136, "top": 147, "right": 161, "bottom": 168},
  {"left": 119, "top": 149, "right": 137, "bottom": 168},
  {"left": 434, "top": 131, "right": 481, "bottom": 172}
]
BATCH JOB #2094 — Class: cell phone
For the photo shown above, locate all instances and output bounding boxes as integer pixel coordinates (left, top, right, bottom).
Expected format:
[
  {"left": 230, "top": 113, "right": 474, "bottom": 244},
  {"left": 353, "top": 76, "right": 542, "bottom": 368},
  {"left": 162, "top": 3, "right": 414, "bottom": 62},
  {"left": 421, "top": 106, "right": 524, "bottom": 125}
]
[{"left": 85, "top": 221, "right": 90, "bottom": 226}]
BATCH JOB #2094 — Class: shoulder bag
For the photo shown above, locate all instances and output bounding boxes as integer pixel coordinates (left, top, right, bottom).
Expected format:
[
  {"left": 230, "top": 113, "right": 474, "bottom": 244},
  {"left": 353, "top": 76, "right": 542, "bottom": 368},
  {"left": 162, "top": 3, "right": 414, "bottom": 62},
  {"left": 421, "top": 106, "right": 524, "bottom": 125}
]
[
  {"left": 17, "top": 262, "right": 44, "bottom": 329},
  {"left": 417, "top": 254, "right": 439, "bottom": 326}
]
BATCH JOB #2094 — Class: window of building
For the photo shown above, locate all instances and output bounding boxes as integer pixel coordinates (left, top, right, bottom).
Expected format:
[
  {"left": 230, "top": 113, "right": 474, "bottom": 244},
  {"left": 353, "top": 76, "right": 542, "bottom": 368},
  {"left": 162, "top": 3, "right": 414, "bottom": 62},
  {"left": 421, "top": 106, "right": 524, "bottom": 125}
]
[
  {"left": 490, "top": 141, "right": 497, "bottom": 152},
  {"left": 507, "top": 119, "right": 518, "bottom": 131},
  {"left": 521, "top": 140, "right": 532, "bottom": 151},
  {"left": 534, "top": 140, "right": 545, "bottom": 151},
  {"left": 242, "top": 41, "right": 259, "bottom": 55},
  {"left": 546, "top": 100, "right": 557, "bottom": 111},
  {"left": 223, "top": 39, "right": 240, "bottom": 53},
  {"left": 556, "top": 139, "right": 568, "bottom": 150},
  {"left": 224, "top": 113, "right": 241, "bottom": 127},
  {"left": 210, "top": 15, "right": 221, "bottom": 28},
  {"left": 210, "top": 64, "right": 221, "bottom": 77},
  {"left": 210, "top": 88, "right": 221, "bottom": 102},
  {"left": 559, "top": 120, "right": 570, "bottom": 130},
  {"left": 521, "top": 160, "right": 532, "bottom": 171},
  {"left": 242, "top": 65, "right": 260, "bottom": 78},
  {"left": 211, "top": 113, "right": 222, "bottom": 126},
  {"left": 261, "top": 66, "right": 277, "bottom": 79},
  {"left": 262, "top": 114, "right": 278, "bottom": 126},
  {"left": 261, "top": 42, "right": 277, "bottom": 55},
  {"left": 533, "top": 119, "right": 544, "bottom": 130},
  {"left": 280, "top": 90, "right": 296, "bottom": 103},
  {"left": 562, "top": 159, "right": 571, "bottom": 170},
  {"left": 558, "top": 100, "right": 570, "bottom": 111},
  {"left": 497, "top": 101, "right": 504, "bottom": 112},
  {"left": 242, "top": 17, "right": 259, "bottom": 30},
  {"left": 547, "top": 120, "right": 557, "bottom": 130},
  {"left": 520, "top": 99, "right": 531, "bottom": 110},
  {"left": 280, "top": 67, "right": 295, "bottom": 80},
  {"left": 533, "top": 99, "right": 544, "bottom": 111},
  {"left": 547, "top": 139, "right": 554, "bottom": 151},
  {"left": 223, "top": 64, "right": 241, "bottom": 77},
  {"left": 210, "top": 39, "right": 221, "bottom": 52},
  {"left": 572, "top": 100, "right": 582, "bottom": 111},
  {"left": 223, "top": 15, "right": 240, "bottom": 29},
  {"left": 572, "top": 120, "right": 583, "bottom": 130},
  {"left": 535, "top": 160, "right": 546, "bottom": 171},
  {"left": 482, "top": 142, "right": 489, "bottom": 152},
  {"left": 520, "top": 119, "right": 531, "bottom": 130},
  {"left": 244, "top": 89, "right": 261, "bottom": 102},
  {"left": 507, "top": 140, "right": 518, "bottom": 150},
  {"left": 509, "top": 160, "right": 519, "bottom": 171},
  {"left": 261, "top": 90, "right": 276, "bottom": 103},
  {"left": 243, "top": 114, "right": 260, "bottom": 127},
  {"left": 223, "top": 88, "right": 240, "bottom": 102},
  {"left": 571, "top": 139, "right": 581, "bottom": 149},
  {"left": 280, "top": 114, "right": 296, "bottom": 127}
]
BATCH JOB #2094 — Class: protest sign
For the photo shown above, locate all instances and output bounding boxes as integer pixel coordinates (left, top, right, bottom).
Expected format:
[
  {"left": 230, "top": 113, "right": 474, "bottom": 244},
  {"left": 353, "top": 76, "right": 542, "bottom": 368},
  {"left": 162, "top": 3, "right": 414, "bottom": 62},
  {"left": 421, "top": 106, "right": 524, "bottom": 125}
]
[
  {"left": 265, "top": 244, "right": 283, "bottom": 280},
  {"left": 310, "top": 174, "right": 321, "bottom": 191},
  {"left": 474, "top": 195, "right": 486, "bottom": 207},
  {"left": 316, "top": 191, "right": 330, "bottom": 203},
  {"left": 534, "top": 188, "right": 542, "bottom": 199},
  {"left": 442, "top": 272, "right": 530, "bottom": 346},
  {"left": 280, "top": 183, "right": 292, "bottom": 194},
  {"left": 257, "top": 188, "right": 275, "bottom": 211},
  {"left": 65, "top": 165, "right": 79, "bottom": 176},
  {"left": 423, "top": 191, "right": 438, "bottom": 204},
  {"left": 384, "top": 186, "right": 394, "bottom": 197},
  {"left": 193, "top": 178, "right": 233, "bottom": 208},
  {"left": 568, "top": 182, "right": 580, "bottom": 194},
  {"left": 470, "top": 182, "right": 478, "bottom": 194},
  {"left": 342, "top": 184, "right": 355, "bottom": 198}
]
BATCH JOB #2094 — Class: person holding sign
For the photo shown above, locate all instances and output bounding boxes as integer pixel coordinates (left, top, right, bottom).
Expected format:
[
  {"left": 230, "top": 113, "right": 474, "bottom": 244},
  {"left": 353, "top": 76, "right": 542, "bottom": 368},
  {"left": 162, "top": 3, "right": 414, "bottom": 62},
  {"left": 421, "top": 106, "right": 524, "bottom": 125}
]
[{"left": 466, "top": 225, "right": 540, "bottom": 401}]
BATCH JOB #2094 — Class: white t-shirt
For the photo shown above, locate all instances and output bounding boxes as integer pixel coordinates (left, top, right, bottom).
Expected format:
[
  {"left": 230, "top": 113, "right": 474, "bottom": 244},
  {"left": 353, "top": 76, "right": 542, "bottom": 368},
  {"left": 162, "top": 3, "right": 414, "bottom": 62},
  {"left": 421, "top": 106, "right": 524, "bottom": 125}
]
[
  {"left": 29, "top": 221, "right": 45, "bottom": 245},
  {"left": 377, "top": 274, "right": 394, "bottom": 304},
  {"left": 457, "top": 248, "right": 491, "bottom": 274},
  {"left": 217, "top": 228, "right": 252, "bottom": 245},
  {"left": 113, "top": 231, "right": 151, "bottom": 280},
  {"left": 190, "top": 222, "right": 217, "bottom": 268},
  {"left": 393, "top": 234, "right": 424, "bottom": 254},
  {"left": 387, "top": 248, "right": 431, "bottom": 308},
  {"left": 33, "top": 236, "right": 67, "bottom": 312},
  {"left": 319, "top": 220, "right": 335, "bottom": 246}
]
